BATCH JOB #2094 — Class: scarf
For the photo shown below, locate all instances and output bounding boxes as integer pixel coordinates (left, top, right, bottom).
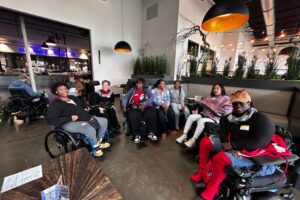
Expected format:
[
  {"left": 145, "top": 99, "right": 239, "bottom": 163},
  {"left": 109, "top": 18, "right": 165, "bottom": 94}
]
[{"left": 227, "top": 107, "right": 257, "bottom": 123}]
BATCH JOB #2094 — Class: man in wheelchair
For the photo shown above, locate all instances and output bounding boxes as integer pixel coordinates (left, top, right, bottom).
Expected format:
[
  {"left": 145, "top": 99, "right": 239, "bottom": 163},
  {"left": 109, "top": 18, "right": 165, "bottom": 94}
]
[
  {"left": 191, "top": 89, "right": 295, "bottom": 200},
  {"left": 122, "top": 78, "right": 158, "bottom": 144}
]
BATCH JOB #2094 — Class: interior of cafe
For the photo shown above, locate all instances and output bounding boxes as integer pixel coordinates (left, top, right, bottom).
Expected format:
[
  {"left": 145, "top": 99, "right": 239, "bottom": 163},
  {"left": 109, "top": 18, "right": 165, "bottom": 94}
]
[{"left": 0, "top": 0, "right": 299, "bottom": 200}]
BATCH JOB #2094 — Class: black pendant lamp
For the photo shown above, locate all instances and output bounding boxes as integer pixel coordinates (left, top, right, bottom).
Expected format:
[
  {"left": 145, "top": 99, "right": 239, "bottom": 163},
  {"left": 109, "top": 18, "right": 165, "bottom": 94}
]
[
  {"left": 41, "top": 41, "right": 49, "bottom": 49},
  {"left": 279, "top": 46, "right": 300, "bottom": 55},
  {"left": 114, "top": 0, "right": 131, "bottom": 52},
  {"left": 46, "top": 37, "right": 56, "bottom": 46},
  {"left": 201, "top": 0, "right": 249, "bottom": 32}
]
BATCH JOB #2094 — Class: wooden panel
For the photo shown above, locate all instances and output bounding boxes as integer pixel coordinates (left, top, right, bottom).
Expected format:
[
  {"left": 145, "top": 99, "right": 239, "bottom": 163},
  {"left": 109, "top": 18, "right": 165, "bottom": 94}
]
[{"left": 1, "top": 148, "right": 122, "bottom": 200}]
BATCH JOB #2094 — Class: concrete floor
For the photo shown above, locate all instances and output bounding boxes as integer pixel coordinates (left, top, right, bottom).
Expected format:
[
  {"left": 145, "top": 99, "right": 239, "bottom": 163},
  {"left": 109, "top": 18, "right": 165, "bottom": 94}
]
[
  {"left": 0, "top": 101, "right": 299, "bottom": 200},
  {"left": 0, "top": 103, "right": 197, "bottom": 200}
]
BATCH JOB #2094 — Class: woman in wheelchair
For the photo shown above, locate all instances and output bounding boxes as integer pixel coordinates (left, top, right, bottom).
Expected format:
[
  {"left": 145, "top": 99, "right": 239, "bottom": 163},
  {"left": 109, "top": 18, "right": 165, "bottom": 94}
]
[
  {"left": 176, "top": 83, "right": 232, "bottom": 148},
  {"left": 89, "top": 80, "right": 120, "bottom": 133},
  {"left": 122, "top": 78, "right": 158, "bottom": 143},
  {"left": 46, "top": 82, "right": 109, "bottom": 157},
  {"left": 191, "top": 89, "right": 291, "bottom": 200},
  {"left": 152, "top": 79, "right": 177, "bottom": 139}
]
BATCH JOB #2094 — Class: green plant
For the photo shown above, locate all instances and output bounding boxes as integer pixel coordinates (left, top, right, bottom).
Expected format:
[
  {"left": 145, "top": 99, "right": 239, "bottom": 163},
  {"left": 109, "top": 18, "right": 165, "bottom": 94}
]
[
  {"left": 201, "top": 58, "right": 208, "bottom": 77},
  {"left": 211, "top": 58, "right": 219, "bottom": 77},
  {"left": 246, "top": 55, "right": 258, "bottom": 79},
  {"left": 160, "top": 54, "right": 168, "bottom": 75},
  {"left": 190, "top": 56, "right": 198, "bottom": 76},
  {"left": 223, "top": 57, "right": 231, "bottom": 77},
  {"left": 264, "top": 52, "right": 278, "bottom": 79},
  {"left": 133, "top": 57, "right": 142, "bottom": 75},
  {"left": 286, "top": 50, "right": 300, "bottom": 80},
  {"left": 235, "top": 54, "right": 246, "bottom": 78}
]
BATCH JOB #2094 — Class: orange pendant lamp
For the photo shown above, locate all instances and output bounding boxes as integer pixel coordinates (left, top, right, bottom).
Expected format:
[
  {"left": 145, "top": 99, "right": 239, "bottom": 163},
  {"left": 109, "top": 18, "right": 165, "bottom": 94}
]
[{"left": 201, "top": 0, "right": 249, "bottom": 32}]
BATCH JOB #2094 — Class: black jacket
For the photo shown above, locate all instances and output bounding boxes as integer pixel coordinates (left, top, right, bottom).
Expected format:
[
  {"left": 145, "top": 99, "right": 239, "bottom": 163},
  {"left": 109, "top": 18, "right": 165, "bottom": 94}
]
[
  {"left": 219, "top": 112, "right": 275, "bottom": 151},
  {"left": 46, "top": 96, "right": 90, "bottom": 128}
]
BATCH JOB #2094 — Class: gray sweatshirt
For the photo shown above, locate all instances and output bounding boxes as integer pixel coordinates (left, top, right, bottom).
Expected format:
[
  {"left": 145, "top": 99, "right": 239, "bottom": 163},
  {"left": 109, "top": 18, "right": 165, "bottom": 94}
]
[{"left": 169, "top": 88, "right": 185, "bottom": 106}]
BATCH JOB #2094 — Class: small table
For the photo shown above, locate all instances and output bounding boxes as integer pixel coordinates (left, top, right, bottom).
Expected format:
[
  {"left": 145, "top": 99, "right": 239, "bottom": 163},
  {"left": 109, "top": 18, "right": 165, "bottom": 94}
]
[{"left": 1, "top": 148, "right": 122, "bottom": 200}]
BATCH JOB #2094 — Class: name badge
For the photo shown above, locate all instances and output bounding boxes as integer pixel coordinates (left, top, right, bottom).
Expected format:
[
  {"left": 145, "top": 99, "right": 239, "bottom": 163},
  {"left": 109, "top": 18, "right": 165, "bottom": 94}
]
[{"left": 240, "top": 125, "right": 250, "bottom": 131}]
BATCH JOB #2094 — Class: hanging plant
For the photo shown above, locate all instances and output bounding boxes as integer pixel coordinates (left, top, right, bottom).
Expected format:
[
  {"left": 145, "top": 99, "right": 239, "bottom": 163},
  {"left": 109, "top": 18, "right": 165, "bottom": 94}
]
[
  {"left": 264, "top": 52, "right": 278, "bottom": 79},
  {"left": 223, "top": 57, "right": 232, "bottom": 77},
  {"left": 235, "top": 54, "right": 246, "bottom": 78},
  {"left": 246, "top": 55, "right": 258, "bottom": 79},
  {"left": 286, "top": 50, "right": 300, "bottom": 80}
]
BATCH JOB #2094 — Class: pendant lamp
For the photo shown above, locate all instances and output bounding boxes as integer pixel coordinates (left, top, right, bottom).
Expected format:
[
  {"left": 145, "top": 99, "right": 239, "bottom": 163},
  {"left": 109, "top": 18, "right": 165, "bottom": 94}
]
[
  {"left": 41, "top": 42, "right": 49, "bottom": 49},
  {"left": 45, "top": 37, "right": 56, "bottom": 46},
  {"left": 114, "top": 0, "right": 131, "bottom": 52},
  {"left": 201, "top": 0, "right": 249, "bottom": 32}
]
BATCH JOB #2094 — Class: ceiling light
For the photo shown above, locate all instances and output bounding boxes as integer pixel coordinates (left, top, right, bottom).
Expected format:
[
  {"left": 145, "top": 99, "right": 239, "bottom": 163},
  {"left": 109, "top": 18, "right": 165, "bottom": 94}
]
[
  {"left": 251, "top": 39, "right": 255, "bottom": 44},
  {"left": 201, "top": 0, "right": 249, "bottom": 32}
]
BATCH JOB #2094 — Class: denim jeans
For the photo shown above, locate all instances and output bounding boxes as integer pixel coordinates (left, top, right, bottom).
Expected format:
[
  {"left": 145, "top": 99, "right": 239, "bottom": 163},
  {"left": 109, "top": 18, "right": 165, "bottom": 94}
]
[{"left": 209, "top": 135, "right": 276, "bottom": 176}]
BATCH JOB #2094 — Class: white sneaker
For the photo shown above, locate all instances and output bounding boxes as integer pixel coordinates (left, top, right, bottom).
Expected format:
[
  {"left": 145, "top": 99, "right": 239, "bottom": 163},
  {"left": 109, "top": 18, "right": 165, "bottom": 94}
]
[
  {"left": 176, "top": 134, "right": 187, "bottom": 144},
  {"left": 134, "top": 135, "right": 141, "bottom": 144},
  {"left": 148, "top": 132, "right": 158, "bottom": 141},
  {"left": 184, "top": 138, "right": 196, "bottom": 148}
]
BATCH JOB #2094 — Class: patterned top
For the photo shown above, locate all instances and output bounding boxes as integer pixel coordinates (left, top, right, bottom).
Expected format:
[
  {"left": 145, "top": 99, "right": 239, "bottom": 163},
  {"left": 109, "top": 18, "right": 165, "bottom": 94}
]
[{"left": 152, "top": 88, "right": 170, "bottom": 108}]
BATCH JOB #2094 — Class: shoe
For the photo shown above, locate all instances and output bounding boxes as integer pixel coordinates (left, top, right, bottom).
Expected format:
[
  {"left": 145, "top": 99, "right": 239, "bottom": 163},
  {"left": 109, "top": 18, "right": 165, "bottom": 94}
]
[
  {"left": 99, "top": 142, "right": 110, "bottom": 149},
  {"left": 184, "top": 138, "right": 196, "bottom": 148},
  {"left": 161, "top": 133, "right": 167, "bottom": 139},
  {"left": 170, "top": 130, "right": 178, "bottom": 135},
  {"left": 93, "top": 147, "right": 104, "bottom": 157},
  {"left": 176, "top": 134, "right": 187, "bottom": 144},
  {"left": 148, "top": 132, "right": 158, "bottom": 141},
  {"left": 134, "top": 135, "right": 141, "bottom": 143}
]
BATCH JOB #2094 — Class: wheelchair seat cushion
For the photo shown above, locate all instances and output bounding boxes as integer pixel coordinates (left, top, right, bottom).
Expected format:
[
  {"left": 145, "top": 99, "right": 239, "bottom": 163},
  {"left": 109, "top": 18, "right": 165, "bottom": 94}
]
[{"left": 253, "top": 154, "right": 299, "bottom": 166}]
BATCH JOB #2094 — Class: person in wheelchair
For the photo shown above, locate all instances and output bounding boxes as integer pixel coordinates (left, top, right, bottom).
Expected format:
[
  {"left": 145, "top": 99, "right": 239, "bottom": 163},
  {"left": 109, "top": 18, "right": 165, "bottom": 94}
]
[
  {"left": 190, "top": 89, "right": 291, "bottom": 200},
  {"left": 169, "top": 80, "right": 190, "bottom": 130},
  {"left": 122, "top": 78, "right": 158, "bottom": 143},
  {"left": 152, "top": 79, "right": 177, "bottom": 139},
  {"left": 89, "top": 80, "right": 120, "bottom": 133},
  {"left": 46, "top": 82, "right": 109, "bottom": 157},
  {"left": 176, "top": 83, "right": 232, "bottom": 148}
]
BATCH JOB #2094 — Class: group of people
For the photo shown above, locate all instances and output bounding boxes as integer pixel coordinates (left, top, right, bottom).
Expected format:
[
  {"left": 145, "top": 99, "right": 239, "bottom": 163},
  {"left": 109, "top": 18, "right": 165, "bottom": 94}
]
[{"left": 8, "top": 75, "right": 290, "bottom": 200}]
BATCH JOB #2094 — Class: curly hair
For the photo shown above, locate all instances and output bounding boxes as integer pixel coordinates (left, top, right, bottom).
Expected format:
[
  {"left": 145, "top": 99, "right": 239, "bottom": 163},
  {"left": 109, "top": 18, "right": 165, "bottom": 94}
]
[{"left": 51, "top": 82, "right": 69, "bottom": 94}]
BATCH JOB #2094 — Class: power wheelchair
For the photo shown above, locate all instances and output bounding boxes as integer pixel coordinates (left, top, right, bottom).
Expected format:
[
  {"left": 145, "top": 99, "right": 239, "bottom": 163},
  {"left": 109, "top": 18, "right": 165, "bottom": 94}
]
[
  {"left": 193, "top": 126, "right": 299, "bottom": 200},
  {"left": 44, "top": 128, "right": 110, "bottom": 158},
  {"left": 7, "top": 88, "right": 48, "bottom": 125}
]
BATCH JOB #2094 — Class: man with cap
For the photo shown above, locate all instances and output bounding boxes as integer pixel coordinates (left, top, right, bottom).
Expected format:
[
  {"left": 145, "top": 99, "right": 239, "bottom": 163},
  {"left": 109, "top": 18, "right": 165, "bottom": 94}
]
[
  {"left": 122, "top": 78, "right": 158, "bottom": 143},
  {"left": 190, "top": 89, "right": 276, "bottom": 200}
]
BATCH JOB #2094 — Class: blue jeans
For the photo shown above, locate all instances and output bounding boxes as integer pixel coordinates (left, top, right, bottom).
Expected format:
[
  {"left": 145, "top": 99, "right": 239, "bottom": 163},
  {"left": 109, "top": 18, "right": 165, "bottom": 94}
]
[{"left": 209, "top": 135, "right": 276, "bottom": 176}]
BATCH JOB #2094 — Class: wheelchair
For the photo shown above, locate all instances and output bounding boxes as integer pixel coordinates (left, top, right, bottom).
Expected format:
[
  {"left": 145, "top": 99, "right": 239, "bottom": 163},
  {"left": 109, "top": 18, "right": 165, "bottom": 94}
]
[
  {"left": 194, "top": 126, "right": 299, "bottom": 200},
  {"left": 7, "top": 88, "right": 48, "bottom": 125},
  {"left": 44, "top": 128, "right": 110, "bottom": 158}
]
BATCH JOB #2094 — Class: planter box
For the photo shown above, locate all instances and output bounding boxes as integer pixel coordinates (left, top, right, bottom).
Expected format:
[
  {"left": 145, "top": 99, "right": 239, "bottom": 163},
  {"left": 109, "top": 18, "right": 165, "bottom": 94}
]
[
  {"left": 131, "top": 74, "right": 170, "bottom": 79},
  {"left": 182, "top": 76, "right": 300, "bottom": 91}
]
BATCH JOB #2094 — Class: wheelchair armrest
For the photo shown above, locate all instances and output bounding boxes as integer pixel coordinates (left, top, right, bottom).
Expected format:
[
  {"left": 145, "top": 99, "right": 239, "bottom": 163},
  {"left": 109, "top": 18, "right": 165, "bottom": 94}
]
[{"left": 252, "top": 154, "right": 299, "bottom": 166}]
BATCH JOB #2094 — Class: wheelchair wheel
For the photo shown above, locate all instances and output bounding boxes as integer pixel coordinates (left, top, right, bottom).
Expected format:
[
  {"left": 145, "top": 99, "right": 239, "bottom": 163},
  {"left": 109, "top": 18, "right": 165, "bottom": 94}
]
[
  {"left": 123, "top": 121, "right": 130, "bottom": 136},
  {"left": 7, "top": 116, "right": 14, "bottom": 127},
  {"left": 25, "top": 116, "right": 31, "bottom": 125},
  {"left": 44, "top": 130, "right": 77, "bottom": 158}
]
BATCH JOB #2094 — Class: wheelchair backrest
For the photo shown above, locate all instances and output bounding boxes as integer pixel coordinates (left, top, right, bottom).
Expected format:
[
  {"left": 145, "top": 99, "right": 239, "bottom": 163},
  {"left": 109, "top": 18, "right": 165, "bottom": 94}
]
[
  {"left": 275, "top": 125, "right": 294, "bottom": 151},
  {"left": 9, "top": 88, "right": 32, "bottom": 100}
]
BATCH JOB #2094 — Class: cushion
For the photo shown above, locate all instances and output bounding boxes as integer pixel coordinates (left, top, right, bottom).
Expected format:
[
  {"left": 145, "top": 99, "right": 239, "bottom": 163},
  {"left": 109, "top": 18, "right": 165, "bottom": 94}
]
[{"left": 262, "top": 112, "right": 289, "bottom": 129}]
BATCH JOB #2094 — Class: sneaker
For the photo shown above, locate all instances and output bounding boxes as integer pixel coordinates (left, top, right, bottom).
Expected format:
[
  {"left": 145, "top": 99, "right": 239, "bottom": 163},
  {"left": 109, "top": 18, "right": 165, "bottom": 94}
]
[
  {"left": 161, "top": 133, "right": 167, "bottom": 139},
  {"left": 134, "top": 135, "right": 141, "bottom": 144},
  {"left": 176, "top": 134, "right": 187, "bottom": 144},
  {"left": 148, "top": 132, "right": 158, "bottom": 141},
  {"left": 99, "top": 142, "right": 110, "bottom": 149},
  {"left": 94, "top": 147, "right": 104, "bottom": 157},
  {"left": 184, "top": 138, "right": 196, "bottom": 148}
]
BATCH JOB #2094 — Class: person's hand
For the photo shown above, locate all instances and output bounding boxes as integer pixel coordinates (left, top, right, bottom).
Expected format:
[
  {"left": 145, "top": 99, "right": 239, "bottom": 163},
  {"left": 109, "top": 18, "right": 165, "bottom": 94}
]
[
  {"left": 222, "top": 142, "right": 232, "bottom": 151},
  {"left": 229, "top": 150, "right": 241, "bottom": 159},
  {"left": 71, "top": 115, "right": 79, "bottom": 121},
  {"left": 139, "top": 103, "right": 146, "bottom": 110},
  {"left": 161, "top": 104, "right": 168, "bottom": 112},
  {"left": 99, "top": 107, "right": 106, "bottom": 114}
]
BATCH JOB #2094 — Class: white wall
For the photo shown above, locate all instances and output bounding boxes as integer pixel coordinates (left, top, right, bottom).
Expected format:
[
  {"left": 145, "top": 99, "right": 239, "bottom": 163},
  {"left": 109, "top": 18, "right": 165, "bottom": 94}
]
[
  {"left": 141, "top": 0, "right": 179, "bottom": 78},
  {"left": 0, "top": 0, "right": 142, "bottom": 85}
]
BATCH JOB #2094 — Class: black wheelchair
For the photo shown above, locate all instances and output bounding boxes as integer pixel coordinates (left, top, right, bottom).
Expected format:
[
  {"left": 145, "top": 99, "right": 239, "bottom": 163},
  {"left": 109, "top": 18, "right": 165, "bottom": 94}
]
[
  {"left": 7, "top": 88, "right": 48, "bottom": 125},
  {"left": 44, "top": 129, "right": 110, "bottom": 158},
  {"left": 194, "top": 126, "right": 299, "bottom": 200}
]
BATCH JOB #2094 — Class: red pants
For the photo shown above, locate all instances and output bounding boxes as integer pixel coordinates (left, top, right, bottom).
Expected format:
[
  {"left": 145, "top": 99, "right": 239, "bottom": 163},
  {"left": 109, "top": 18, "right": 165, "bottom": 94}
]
[{"left": 190, "top": 136, "right": 231, "bottom": 200}]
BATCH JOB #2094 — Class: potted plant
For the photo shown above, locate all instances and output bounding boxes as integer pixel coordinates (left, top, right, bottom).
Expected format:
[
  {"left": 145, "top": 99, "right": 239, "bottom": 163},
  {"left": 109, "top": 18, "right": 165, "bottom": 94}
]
[
  {"left": 235, "top": 54, "right": 246, "bottom": 78},
  {"left": 210, "top": 58, "right": 219, "bottom": 77},
  {"left": 246, "top": 55, "right": 258, "bottom": 79},
  {"left": 286, "top": 50, "right": 300, "bottom": 80},
  {"left": 133, "top": 57, "right": 142, "bottom": 75},
  {"left": 264, "top": 52, "right": 278, "bottom": 79},
  {"left": 223, "top": 57, "right": 232, "bottom": 77},
  {"left": 201, "top": 58, "right": 208, "bottom": 77}
]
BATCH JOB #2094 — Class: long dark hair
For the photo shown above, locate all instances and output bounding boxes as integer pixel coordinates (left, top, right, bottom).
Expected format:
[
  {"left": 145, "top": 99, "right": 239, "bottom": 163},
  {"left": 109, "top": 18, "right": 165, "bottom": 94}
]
[
  {"left": 210, "top": 83, "right": 226, "bottom": 97},
  {"left": 152, "top": 79, "right": 165, "bottom": 89}
]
